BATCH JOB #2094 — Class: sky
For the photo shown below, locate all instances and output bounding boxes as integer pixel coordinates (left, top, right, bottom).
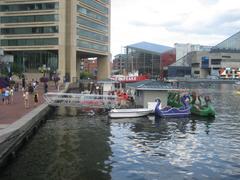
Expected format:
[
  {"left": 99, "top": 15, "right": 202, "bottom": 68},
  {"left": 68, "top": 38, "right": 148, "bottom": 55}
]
[{"left": 111, "top": 0, "right": 240, "bottom": 56}]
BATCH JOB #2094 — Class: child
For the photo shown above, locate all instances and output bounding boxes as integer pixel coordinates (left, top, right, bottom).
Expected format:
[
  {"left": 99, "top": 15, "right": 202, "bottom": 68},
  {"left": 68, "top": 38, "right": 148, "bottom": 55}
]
[{"left": 34, "top": 91, "right": 39, "bottom": 107}]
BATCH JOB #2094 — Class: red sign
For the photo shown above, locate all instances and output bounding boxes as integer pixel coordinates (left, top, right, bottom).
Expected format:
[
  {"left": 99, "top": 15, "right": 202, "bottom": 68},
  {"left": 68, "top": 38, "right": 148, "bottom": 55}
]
[{"left": 111, "top": 75, "right": 149, "bottom": 83}]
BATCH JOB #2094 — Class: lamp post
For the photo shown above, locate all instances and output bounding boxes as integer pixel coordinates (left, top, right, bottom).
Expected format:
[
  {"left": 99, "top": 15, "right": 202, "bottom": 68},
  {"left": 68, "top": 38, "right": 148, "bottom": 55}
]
[{"left": 38, "top": 64, "right": 51, "bottom": 82}]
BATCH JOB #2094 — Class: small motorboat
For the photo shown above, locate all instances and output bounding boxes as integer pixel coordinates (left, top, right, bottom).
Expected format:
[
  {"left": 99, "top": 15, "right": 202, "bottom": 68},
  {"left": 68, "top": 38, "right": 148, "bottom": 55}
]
[
  {"left": 108, "top": 108, "right": 153, "bottom": 118},
  {"left": 155, "top": 95, "right": 191, "bottom": 118}
]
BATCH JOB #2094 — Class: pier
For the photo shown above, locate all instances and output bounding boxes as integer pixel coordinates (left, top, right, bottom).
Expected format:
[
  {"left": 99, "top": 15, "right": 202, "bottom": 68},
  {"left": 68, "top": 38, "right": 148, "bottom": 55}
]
[{"left": 0, "top": 82, "right": 66, "bottom": 168}]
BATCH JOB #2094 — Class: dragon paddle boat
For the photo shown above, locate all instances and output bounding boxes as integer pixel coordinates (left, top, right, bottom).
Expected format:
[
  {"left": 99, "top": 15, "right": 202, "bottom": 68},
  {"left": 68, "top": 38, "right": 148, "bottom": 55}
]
[
  {"left": 167, "top": 92, "right": 182, "bottom": 108},
  {"left": 155, "top": 95, "right": 191, "bottom": 118},
  {"left": 190, "top": 95, "right": 215, "bottom": 117}
]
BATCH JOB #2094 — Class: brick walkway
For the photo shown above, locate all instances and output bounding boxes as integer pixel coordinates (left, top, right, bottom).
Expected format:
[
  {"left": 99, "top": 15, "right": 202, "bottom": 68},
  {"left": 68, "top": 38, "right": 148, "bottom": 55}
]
[{"left": 0, "top": 82, "right": 64, "bottom": 128}]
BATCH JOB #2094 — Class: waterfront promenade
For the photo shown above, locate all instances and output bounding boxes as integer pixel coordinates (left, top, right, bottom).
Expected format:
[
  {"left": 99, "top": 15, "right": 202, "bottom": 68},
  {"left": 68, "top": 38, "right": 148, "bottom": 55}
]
[{"left": 0, "top": 82, "right": 64, "bottom": 130}]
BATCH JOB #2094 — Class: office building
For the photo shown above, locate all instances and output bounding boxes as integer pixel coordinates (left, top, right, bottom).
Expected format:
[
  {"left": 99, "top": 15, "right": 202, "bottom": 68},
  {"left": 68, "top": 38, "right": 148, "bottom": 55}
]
[{"left": 0, "top": 0, "right": 111, "bottom": 81}]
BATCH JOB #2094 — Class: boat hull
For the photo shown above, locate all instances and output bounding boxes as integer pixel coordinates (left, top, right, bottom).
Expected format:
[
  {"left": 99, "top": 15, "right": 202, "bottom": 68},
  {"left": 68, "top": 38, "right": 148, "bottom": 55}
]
[
  {"left": 190, "top": 105, "right": 215, "bottom": 117},
  {"left": 108, "top": 109, "right": 152, "bottom": 118},
  {"left": 155, "top": 101, "right": 191, "bottom": 118}
]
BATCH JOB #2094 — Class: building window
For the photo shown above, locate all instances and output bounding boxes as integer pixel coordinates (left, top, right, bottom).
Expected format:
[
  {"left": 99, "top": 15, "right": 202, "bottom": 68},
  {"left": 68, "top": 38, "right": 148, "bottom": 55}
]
[
  {"left": 77, "top": 17, "right": 108, "bottom": 32},
  {"left": 79, "top": 0, "right": 108, "bottom": 14},
  {"left": 0, "top": 14, "right": 59, "bottom": 23},
  {"left": 77, "top": 5, "right": 108, "bottom": 23},
  {"left": 1, "top": 38, "right": 58, "bottom": 46},
  {"left": 194, "top": 71, "right": 200, "bottom": 74},
  {"left": 77, "top": 28, "right": 108, "bottom": 42},
  {"left": 8, "top": 50, "right": 58, "bottom": 73},
  {"left": 1, "top": 26, "right": 58, "bottom": 35},
  {"left": 0, "top": 2, "right": 59, "bottom": 12},
  {"left": 222, "top": 55, "right": 231, "bottom": 58},
  {"left": 77, "top": 40, "right": 108, "bottom": 52},
  {"left": 211, "top": 59, "right": 221, "bottom": 65}
]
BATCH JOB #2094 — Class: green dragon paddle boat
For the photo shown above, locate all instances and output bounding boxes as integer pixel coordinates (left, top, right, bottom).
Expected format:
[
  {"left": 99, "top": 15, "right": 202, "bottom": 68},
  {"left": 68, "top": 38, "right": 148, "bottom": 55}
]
[
  {"left": 167, "top": 92, "right": 182, "bottom": 108},
  {"left": 190, "top": 95, "right": 215, "bottom": 117}
]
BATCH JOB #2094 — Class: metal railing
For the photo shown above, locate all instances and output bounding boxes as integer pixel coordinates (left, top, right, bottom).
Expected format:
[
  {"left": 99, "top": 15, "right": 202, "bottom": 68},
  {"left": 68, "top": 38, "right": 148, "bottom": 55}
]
[{"left": 43, "top": 92, "right": 118, "bottom": 109}]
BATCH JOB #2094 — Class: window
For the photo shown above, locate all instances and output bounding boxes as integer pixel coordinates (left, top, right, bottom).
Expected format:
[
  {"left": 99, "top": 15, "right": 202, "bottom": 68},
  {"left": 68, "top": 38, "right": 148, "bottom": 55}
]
[
  {"left": 77, "top": 28, "right": 108, "bottom": 42},
  {"left": 0, "top": 2, "right": 59, "bottom": 12},
  {"left": 211, "top": 59, "right": 221, "bottom": 65},
  {"left": 77, "top": 17, "right": 108, "bottom": 32},
  {"left": 77, "top": 40, "right": 108, "bottom": 52},
  {"left": 1, "top": 26, "right": 58, "bottom": 35},
  {"left": 1, "top": 38, "right": 58, "bottom": 46},
  {"left": 1, "top": 14, "right": 58, "bottom": 23},
  {"left": 77, "top": 5, "right": 108, "bottom": 23},
  {"left": 80, "top": 0, "right": 108, "bottom": 14}
]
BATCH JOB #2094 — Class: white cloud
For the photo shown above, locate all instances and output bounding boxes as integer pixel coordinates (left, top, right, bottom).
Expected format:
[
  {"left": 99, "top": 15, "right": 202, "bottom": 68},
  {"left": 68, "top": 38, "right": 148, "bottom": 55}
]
[{"left": 111, "top": 0, "right": 240, "bottom": 56}]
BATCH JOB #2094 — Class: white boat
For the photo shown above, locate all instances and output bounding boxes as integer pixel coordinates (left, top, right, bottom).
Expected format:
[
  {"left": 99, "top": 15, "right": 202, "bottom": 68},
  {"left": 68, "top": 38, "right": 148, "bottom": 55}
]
[{"left": 108, "top": 108, "right": 153, "bottom": 118}]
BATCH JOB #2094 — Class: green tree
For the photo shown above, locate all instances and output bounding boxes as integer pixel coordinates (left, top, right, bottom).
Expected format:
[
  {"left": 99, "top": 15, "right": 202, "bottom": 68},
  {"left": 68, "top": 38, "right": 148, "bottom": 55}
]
[{"left": 80, "top": 71, "right": 94, "bottom": 79}]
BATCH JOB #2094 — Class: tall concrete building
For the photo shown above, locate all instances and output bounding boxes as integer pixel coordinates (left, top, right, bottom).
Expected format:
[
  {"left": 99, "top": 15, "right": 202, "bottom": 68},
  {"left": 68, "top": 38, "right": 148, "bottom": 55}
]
[{"left": 0, "top": 0, "right": 111, "bottom": 81}]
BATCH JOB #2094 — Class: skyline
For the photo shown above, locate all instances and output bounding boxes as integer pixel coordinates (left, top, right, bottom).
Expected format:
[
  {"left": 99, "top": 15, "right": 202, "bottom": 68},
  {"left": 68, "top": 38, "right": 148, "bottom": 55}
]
[{"left": 111, "top": 0, "right": 240, "bottom": 56}]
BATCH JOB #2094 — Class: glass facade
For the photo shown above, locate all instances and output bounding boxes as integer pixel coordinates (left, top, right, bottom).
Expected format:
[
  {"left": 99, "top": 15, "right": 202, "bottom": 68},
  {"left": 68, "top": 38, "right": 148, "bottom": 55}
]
[
  {"left": 1, "top": 26, "right": 58, "bottom": 35},
  {"left": 77, "top": 40, "right": 108, "bottom": 52},
  {"left": 0, "top": 2, "right": 59, "bottom": 12},
  {"left": 126, "top": 47, "right": 161, "bottom": 78},
  {"left": 1, "top": 38, "right": 58, "bottom": 46},
  {"left": 0, "top": 14, "right": 59, "bottom": 23},
  {"left": 77, "top": 28, "right": 108, "bottom": 42},
  {"left": 77, "top": 5, "right": 108, "bottom": 23},
  {"left": 76, "top": 0, "right": 109, "bottom": 53},
  {"left": 7, "top": 51, "right": 58, "bottom": 73},
  {"left": 79, "top": 0, "right": 108, "bottom": 14},
  {"left": 77, "top": 17, "right": 108, "bottom": 32},
  {"left": 211, "top": 31, "right": 240, "bottom": 53}
]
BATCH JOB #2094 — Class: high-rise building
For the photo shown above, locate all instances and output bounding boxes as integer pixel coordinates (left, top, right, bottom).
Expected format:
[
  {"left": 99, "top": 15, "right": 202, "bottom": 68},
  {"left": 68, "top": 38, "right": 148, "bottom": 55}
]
[{"left": 0, "top": 0, "right": 111, "bottom": 81}]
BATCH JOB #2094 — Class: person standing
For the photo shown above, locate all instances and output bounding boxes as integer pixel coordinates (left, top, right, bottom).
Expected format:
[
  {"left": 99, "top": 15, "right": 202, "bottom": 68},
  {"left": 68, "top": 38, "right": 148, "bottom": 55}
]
[
  {"left": 23, "top": 90, "right": 29, "bottom": 108},
  {"left": 10, "top": 86, "right": 14, "bottom": 104},
  {"left": 22, "top": 75, "right": 26, "bottom": 90},
  {"left": 33, "top": 91, "right": 39, "bottom": 107},
  {"left": 44, "top": 82, "right": 48, "bottom": 93}
]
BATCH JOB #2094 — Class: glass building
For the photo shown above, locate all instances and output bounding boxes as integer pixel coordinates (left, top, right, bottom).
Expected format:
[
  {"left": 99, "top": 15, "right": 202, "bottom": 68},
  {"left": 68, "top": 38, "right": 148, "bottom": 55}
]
[
  {"left": 0, "top": 0, "right": 111, "bottom": 81},
  {"left": 125, "top": 42, "right": 173, "bottom": 79}
]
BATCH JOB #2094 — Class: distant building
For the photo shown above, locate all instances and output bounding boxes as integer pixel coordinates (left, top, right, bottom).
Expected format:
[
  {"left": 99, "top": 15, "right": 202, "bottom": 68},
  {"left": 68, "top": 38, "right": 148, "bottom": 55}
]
[
  {"left": 160, "top": 49, "right": 176, "bottom": 79},
  {"left": 174, "top": 43, "right": 212, "bottom": 60},
  {"left": 81, "top": 58, "right": 98, "bottom": 77},
  {"left": 112, "top": 54, "right": 127, "bottom": 75},
  {"left": 125, "top": 41, "right": 173, "bottom": 79},
  {"left": 170, "top": 31, "right": 240, "bottom": 79}
]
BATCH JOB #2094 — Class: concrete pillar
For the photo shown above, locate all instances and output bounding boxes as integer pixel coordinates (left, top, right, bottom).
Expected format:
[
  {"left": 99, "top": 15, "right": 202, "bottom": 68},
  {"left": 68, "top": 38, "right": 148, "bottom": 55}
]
[
  {"left": 65, "top": 0, "right": 77, "bottom": 82},
  {"left": 97, "top": 56, "right": 110, "bottom": 80},
  {"left": 76, "top": 58, "right": 80, "bottom": 81},
  {"left": 58, "top": 0, "right": 67, "bottom": 82}
]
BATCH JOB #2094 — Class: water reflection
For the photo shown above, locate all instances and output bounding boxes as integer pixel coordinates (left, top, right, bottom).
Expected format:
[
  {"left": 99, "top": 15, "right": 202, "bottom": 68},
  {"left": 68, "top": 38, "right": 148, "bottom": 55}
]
[{"left": 1, "top": 83, "right": 240, "bottom": 179}]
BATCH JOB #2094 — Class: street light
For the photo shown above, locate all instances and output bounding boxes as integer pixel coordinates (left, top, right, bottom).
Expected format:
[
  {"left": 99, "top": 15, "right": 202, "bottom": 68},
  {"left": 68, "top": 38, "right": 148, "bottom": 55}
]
[{"left": 38, "top": 64, "right": 51, "bottom": 77}]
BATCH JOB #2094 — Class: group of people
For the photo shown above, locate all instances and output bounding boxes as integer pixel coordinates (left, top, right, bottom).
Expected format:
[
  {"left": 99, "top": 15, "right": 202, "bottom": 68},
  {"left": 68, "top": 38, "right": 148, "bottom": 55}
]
[
  {"left": 0, "top": 86, "right": 14, "bottom": 105},
  {"left": 115, "top": 90, "right": 135, "bottom": 107},
  {"left": 22, "top": 79, "right": 39, "bottom": 109}
]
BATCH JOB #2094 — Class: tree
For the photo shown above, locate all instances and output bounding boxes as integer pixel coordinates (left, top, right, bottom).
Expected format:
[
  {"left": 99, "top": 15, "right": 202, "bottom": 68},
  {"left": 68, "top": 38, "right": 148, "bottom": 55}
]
[{"left": 80, "top": 71, "right": 94, "bottom": 79}]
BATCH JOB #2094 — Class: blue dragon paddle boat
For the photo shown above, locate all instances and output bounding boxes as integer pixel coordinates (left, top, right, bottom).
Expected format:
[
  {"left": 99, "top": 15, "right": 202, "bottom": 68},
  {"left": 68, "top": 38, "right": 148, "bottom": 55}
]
[{"left": 155, "top": 95, "right": 191, "bottom": 118}]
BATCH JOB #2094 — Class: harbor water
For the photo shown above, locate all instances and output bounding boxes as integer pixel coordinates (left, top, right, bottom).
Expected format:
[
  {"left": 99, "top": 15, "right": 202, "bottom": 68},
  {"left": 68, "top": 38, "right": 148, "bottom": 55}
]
[{"left": 0, "top": 83, "right": 240, "bottom": 179}]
